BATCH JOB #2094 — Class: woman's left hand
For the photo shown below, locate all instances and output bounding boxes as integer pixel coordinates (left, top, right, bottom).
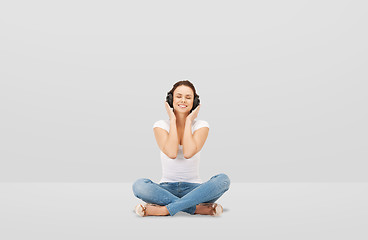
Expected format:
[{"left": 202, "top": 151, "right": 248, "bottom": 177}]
[{"left": 186, "top": 104, "right": 201, "bottom": 122}]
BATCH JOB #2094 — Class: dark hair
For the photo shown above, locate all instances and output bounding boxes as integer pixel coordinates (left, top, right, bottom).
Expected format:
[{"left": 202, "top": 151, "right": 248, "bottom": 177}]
[{"left": 168, "top": 80, "right": 199, "bottom": 100}]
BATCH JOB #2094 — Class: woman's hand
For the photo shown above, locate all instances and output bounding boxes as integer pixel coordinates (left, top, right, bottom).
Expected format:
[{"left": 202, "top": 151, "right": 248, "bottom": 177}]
[
  {"left": 186, "top": 104, "right": 201, "bottom": 122},
  {"left": 165, "top": 101, "right": 176, "bottom": 120}
]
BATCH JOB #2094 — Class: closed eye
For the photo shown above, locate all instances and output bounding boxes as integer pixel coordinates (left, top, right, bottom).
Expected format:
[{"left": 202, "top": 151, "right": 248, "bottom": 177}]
[{"left": 177, "top": 96, "right": 191, "bottom": 99}]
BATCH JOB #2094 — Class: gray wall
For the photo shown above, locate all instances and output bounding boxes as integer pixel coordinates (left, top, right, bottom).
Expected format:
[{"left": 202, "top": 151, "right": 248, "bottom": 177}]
[{"left": 1, "top": 0, "right": 367, "bottom": 182}]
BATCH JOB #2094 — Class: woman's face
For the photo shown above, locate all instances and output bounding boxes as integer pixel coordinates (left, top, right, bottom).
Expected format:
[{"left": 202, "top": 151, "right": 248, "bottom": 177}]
[{"left": 173, "top": 85, "right": 194, "bottom": 113}]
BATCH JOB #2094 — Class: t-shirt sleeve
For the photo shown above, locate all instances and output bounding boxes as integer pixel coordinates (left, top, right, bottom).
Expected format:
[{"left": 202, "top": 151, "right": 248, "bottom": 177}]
[
  {"left": 153, "top": 120, "right": 169, "bottom": 132},
  {"left": 193, "top": 120, "right": 210, "bottom": 132}
]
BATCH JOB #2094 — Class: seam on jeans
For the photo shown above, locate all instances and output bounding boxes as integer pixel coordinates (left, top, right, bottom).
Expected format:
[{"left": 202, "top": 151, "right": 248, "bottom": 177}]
[{"left": 166, "top": 204, "right": 174, "bottom": 216}]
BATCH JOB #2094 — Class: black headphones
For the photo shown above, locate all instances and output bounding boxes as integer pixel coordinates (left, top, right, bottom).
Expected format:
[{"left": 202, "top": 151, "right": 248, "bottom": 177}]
[{"left": 166, "top": 91, "right": 200, "bottom": 114}]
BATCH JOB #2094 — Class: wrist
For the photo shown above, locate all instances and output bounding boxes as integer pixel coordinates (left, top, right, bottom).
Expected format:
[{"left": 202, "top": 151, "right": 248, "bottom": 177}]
[{"left": 185, "top": 118, "right": 193, "bottom": 124}]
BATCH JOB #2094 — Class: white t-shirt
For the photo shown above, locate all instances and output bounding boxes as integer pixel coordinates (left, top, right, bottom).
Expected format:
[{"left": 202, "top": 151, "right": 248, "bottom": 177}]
[{"left": 152, "top": 119, "right": 210, "bottom": 184}]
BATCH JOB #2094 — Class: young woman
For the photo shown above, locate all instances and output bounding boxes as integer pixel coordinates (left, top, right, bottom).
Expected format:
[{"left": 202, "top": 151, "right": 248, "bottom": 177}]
[{"left": 132, "top": 80, "right": 230, "bottom": 217}]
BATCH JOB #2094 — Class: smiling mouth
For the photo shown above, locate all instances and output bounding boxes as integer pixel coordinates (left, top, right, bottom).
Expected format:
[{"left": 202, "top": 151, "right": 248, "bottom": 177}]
[{"left": 178, "top": 105, "right": 187, "bottom": 108}]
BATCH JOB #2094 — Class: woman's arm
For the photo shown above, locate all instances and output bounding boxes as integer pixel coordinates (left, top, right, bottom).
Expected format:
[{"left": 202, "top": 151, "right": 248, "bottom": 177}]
[
  {"left": 182, "top": 119, "right": 209, "bottom": 159},
  {"left": 182, "top": 119, "right": 197, "bottom": 158},
  {"left": 182, "top": 104, "right": 209, "bottom": 159},
  {"left": 163, "top": 118, "right": 179, "bottom": 159}
]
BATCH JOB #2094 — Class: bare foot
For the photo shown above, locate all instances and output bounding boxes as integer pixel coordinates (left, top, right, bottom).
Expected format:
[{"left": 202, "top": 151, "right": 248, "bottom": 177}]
[
  {"left": 145, "top": 204, "right": 170, "bottom": 216},
  {"left": 194, "top": 204, "right": 214, "bottom": 215}
]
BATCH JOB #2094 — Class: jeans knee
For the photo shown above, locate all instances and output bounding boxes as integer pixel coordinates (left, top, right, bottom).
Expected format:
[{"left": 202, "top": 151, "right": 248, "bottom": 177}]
[
  {"left": 217, "top": 173, "right": 230, "bottom": 190},
  {"left": 132, "top": 178, "right": 152, "bottom": 197}
]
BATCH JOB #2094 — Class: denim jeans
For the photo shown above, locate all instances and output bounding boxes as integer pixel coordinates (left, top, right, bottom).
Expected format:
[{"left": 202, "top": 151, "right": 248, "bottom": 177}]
[{"left": 132, "top": 173, "right": 230, "bottom": 216}]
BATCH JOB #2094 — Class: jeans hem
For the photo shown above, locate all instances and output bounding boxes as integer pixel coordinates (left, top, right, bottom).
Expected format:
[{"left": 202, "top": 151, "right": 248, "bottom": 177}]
[{"left": 166, "top": 204, "right": 175, "bottom": 216}]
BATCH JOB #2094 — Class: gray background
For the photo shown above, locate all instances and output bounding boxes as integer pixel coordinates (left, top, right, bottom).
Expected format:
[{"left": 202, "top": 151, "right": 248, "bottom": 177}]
[{"left": 1, "top": 0, "right": 367, "bottom": 182}]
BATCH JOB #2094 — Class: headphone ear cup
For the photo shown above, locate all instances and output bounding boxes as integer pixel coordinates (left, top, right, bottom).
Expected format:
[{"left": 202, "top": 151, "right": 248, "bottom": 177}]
[
  {"left": 190, "top": 96, "right": 200, "bottom": 113},
  {"left": 166, "top": 92, "right": 173, "bottom": 108}
]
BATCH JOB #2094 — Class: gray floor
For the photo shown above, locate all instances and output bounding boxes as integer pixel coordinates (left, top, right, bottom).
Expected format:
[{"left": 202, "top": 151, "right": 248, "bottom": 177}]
[{"left": 0, "top": 182, "right": 367, "bottom": 239}]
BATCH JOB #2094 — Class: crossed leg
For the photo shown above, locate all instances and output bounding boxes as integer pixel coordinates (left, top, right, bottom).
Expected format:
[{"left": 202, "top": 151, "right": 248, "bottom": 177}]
[
  {"left": 132, "top": 173, "right": 230, "bottom": 216},
  {"left": 132, "top": 178, "right": 196, "bottom": 215}
]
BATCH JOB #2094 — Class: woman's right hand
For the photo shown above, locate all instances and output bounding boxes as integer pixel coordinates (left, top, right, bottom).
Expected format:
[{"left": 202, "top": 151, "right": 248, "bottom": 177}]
[{"left": 165, "top": 101, "right": 176, "bottom": 120}]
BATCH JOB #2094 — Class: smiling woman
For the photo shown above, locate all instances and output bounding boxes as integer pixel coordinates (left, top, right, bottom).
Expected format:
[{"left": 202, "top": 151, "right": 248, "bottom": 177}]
[{"left": 132, "top": 80, "right": 231, "bottom": 217}]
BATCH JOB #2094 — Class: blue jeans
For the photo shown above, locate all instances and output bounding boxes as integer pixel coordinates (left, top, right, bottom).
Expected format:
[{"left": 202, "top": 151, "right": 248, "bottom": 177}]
[{"left": 132, "top": 173, "right": 231, "bottom": 216}]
